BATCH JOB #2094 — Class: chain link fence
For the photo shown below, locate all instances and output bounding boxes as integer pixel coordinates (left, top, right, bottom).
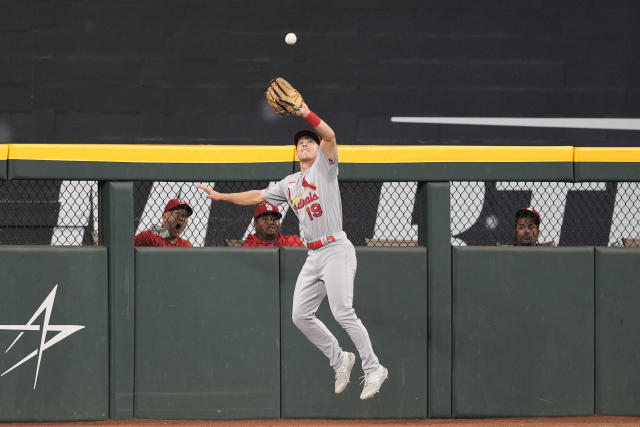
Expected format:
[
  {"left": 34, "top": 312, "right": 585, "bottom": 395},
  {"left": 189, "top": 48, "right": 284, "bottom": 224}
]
[
  {"left": 3, "top": 179, "right": 640, "bottom": 248},
  {"left": 451, "top": 181, "right": 640, "bottom": 247},
  {"left": 133, "top": 181, "right": 418, "bottom": 247},
  {"left": 0, "top": 180, "right": 98, "bottom": 246}
]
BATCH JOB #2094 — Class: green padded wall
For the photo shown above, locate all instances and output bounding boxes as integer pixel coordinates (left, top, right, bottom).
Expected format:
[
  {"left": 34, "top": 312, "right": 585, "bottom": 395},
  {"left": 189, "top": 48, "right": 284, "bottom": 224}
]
[
  {"left": 424, "top": 182, "right": 452, "bottom": 418},
  {"left": 338, "top": 162, "right": 573, "bottom": 181},
  {"left": 0, "top": 247, "right": 108, "bottom": 421},
  {"left": 99, "top": 181, "right": 135, "bottom": 419},
  {"left": 280, "top": 247, "right": 427, "bottom": 419},
  {"left": 9, "top": 160, "right": 292, "bottom": 181},
  {"left": 452, "top": 247, "right": 594, "bottom": 418},
  {"left": 0, "top": 144, "right": 6, "bottom": 179},
  {"left": 574, "top": 163, "right": 640, "bottom": 181},
  {"left": 134, "top": 248, "right": 280, "bottom": 419},
  {"left": 596, "top": 248, "right": 640, "bottom": 415},
  {"left": 9, "top": 160, "right": 573, "bottom": 182}
]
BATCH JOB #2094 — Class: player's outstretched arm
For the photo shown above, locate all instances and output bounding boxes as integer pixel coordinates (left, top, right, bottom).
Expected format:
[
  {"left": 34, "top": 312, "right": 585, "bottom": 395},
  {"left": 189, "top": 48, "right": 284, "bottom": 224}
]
[
  {"left": 196, "top": 184, "right": 265, "bottom": 206},
  {"left": 296, "top": 102, "right": 337, "bottom": 160}
]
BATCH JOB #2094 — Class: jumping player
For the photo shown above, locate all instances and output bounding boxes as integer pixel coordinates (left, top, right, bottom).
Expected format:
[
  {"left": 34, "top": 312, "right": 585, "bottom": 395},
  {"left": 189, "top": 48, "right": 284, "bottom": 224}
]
[{"left": 197, "top": 101, "right": 388, "bottom": 400}]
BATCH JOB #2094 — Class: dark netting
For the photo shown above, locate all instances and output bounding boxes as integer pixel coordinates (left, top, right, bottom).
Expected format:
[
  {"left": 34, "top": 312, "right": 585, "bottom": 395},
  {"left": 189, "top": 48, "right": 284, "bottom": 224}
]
[
  {"left": 133, "top": 181, "right": 418, "bottom": 247},
  {"left": 450, "top": 181, "right": 638, "bottom": 247},
  {"left": 0, "top": 180, "right": 98, "bottom": 246}
]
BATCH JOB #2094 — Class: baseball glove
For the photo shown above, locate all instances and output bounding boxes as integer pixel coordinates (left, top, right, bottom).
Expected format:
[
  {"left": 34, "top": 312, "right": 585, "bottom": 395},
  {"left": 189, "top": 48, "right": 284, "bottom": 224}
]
[{"left": 265, "top": 77, "right": 304, "bottom": 116}]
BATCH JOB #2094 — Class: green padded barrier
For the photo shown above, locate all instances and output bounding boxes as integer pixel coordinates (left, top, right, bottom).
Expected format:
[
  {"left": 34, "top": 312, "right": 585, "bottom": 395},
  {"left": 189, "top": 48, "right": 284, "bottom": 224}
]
[
  {"left": 134, "top": 248, "right": 280, "bottom": 419},
  {"left": 280, "top": 247, "right": 427, "bottom": 419},
  {"left": 338, "top": 162, "right": 573, "bottom": 181},
  {"left": 596, "top": 248, "right": 640, "bottom": 415},
  {"left": 574, "top": 163, "right": 640, "bottom": 181},
  {"left": 0, "top": 247, "right": 108, "bottom": 421},
  {"left": 9, "top": 160, "right": 573, "bottom": 181},
  {"left": 8, "top": 144, "right": 295, "bottom": 181},
  {"left": 452, "top": 247, "right": 594, "bottom": 418},
  {"left": 574, "top": 147, "right": 640, "bottom": 181},
  {"left": 0, "top": 144, "right": 6, "bottom": 179},
  {"left": 99, "top": 181, "right": 135, "bottom": 419},
  {"left": 336, "top": 145, "right": 573, "bottom": 181},
  {"left": 9, "top": 160, "right": 292, "bottom": 181},
  {"left": 7, "top": 144, "right": 576, "bottom": 181},
  {"left": 424, "top": 182, "right": 452, "bottom": 418}
]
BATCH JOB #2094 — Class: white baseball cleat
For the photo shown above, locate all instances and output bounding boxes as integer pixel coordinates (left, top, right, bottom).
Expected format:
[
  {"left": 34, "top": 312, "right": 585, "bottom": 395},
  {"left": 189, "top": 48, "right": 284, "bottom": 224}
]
[
  {"left": 334, "top": 351, "right": 356, "bottom": 394},
  {"left": 360, "top": 365, "right": 388, "bottom": 400}
]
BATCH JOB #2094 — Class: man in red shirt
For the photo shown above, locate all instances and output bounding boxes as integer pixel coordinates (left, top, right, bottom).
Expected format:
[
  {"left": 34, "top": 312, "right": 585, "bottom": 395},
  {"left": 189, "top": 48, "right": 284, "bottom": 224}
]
[
  {"left": 243, "top": 203, "right": 305, "bottom": 247},
  {"left": 134, "top": 198, "right": 193, "bottom": 247}
]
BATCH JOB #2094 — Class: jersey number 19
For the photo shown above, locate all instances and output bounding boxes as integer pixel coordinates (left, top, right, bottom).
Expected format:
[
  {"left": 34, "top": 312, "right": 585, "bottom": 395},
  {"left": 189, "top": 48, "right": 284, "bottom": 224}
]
[{"left": 306, "top": 203, "right": 323, "bottom": 220}]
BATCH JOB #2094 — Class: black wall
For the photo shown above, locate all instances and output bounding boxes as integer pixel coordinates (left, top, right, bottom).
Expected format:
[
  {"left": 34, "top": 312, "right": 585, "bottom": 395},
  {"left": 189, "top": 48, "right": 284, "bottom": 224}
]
[{"left": 1, "top": 1, "right": 639, "bottom": 146}]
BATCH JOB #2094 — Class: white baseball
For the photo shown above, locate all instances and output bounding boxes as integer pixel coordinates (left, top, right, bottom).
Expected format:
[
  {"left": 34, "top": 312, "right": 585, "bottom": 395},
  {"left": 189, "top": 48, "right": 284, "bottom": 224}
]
[{"left": 285, "top": 33, "right": 297, "bottom": 45}]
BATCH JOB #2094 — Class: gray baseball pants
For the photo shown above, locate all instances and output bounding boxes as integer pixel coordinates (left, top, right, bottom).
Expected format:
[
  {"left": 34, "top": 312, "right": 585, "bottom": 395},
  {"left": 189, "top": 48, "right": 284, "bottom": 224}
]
[{"left": 291, "top": 233, "right": 380, "bottom": 375}]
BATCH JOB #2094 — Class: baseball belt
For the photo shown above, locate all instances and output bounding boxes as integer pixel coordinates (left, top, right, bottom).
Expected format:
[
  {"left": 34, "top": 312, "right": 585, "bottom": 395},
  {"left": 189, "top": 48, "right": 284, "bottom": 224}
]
[{"left": 307, "top": 235, "right": 336, "bottom": 250}]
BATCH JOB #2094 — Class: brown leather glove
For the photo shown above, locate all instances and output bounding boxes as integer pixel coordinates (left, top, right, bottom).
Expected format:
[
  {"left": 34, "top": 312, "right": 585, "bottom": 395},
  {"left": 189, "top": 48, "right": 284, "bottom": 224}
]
[{"left": 265, "top": 77, "right": 304, "bottom": 116}]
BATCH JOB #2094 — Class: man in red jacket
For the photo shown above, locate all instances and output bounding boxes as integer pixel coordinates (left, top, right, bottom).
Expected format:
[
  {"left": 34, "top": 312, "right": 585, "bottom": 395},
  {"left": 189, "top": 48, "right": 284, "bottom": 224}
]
[
  {"left": 134, "top": 198, "right": 193, "bottom": 247},
  {"left": 243, "top": 203, "right": 304, "bottom": 247}
]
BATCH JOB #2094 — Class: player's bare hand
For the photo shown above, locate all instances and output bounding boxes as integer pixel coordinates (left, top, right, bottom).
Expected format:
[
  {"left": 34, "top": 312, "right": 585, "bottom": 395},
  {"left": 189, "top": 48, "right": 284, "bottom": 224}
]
[
  {"left": 196, "top": 183, "right": 224, "bottom": 201},
  {"left": 295, "top": 102, "right": 310, "bottom": 118}
]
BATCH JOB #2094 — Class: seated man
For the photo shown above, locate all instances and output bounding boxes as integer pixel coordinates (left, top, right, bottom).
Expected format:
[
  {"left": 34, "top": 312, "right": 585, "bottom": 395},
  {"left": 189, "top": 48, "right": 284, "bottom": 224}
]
[
  {"left": 134, "top": 198, "right": 193, "bottom": 247},
  {"left": 243, "top": 203, "right": 305, "bottom": 247},
  {"left": 514, "top": 207, "right": 541, "bottom": 246}
]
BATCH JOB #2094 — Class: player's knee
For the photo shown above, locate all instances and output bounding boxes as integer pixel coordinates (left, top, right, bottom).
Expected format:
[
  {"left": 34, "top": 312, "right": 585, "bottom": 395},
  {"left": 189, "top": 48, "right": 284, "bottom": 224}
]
[
  {"left": 291, "top": 310, "right": 311, "bottom": 328},
  {"left": 331, "top": 305, "right": 356, "bottom": 325}
]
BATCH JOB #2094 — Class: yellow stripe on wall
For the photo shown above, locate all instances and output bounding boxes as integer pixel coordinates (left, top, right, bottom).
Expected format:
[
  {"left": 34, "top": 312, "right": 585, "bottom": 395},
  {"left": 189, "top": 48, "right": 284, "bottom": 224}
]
[
  {"left": 338, "top": 145, "right": 574, "bottom": 163},
  {"left": 6, "top": 144, "right": 583, "bottom": 164},
  {"left": 0, "top": 145, "right": 8, "bottom": 160},
  {"left": 575, "top": 147, "right": 640, "bottom": 163},
  {"left": 8, "top": 144, "right": 296, "bottom": 163}
]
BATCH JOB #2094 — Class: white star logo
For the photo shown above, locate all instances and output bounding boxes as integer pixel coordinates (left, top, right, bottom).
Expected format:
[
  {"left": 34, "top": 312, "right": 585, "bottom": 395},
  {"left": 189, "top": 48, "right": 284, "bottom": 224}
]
[{"left": 0, "top": 284, "right": 85, "bottom": 389}]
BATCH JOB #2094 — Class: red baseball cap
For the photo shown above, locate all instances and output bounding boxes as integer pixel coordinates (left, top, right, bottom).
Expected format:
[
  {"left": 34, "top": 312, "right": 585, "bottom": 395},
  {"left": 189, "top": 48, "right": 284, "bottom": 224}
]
[
  {"left": 254, "top": 203, "right": 282, "bottom": 220},
  {"left": 164, "top": 198, "right": 193, "bottom": 216}
]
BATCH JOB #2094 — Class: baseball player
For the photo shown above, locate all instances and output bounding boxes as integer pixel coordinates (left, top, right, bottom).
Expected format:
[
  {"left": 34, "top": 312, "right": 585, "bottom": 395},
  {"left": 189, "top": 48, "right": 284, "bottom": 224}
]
[{"left": 197, "top": 78, "right": 388, "bottom": 400}]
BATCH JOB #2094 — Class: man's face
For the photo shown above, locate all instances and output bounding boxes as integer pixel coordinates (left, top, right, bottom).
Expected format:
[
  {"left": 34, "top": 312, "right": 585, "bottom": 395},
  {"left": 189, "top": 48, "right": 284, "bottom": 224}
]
[
  {"left": 515, "top": 218, "right": 539, "bottom": 246},
  {"left": 161, "top": 207, "right": 190, "bottom": 238},
  {"left": 296, "top": 137, "right": 319, "bottom": 162},
  {"left": 255, "top": 213, "right": 280, "bottom": 240}
]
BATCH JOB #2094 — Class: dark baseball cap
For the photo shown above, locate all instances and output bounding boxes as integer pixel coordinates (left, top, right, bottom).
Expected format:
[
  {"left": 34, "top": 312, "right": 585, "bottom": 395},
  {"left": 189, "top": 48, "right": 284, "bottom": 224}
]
[
  {"left": 293, "top": 129, "right": 320, "bottom": 146},
  {"left": 254, "top": 202, "right": 282, "bottom": 220},
  {"left": 164, "top": 198, "right": 193, "bottom": 216},
  {"left": 515, "top": 207, "right": 541, "bottom": 225}
]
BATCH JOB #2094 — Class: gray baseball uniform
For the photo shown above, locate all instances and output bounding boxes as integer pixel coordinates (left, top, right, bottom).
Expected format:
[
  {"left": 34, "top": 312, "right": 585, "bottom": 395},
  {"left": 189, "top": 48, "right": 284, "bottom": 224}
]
[{"left": 262, "top": 148, "right": 380, "bottom": 375}]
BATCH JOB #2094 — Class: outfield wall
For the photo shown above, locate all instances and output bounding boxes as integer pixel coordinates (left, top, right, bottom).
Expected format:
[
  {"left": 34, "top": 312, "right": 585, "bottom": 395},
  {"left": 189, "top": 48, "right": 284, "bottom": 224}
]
[{"left": 0, "top": 145, "right": 639, "bottom": 421}]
